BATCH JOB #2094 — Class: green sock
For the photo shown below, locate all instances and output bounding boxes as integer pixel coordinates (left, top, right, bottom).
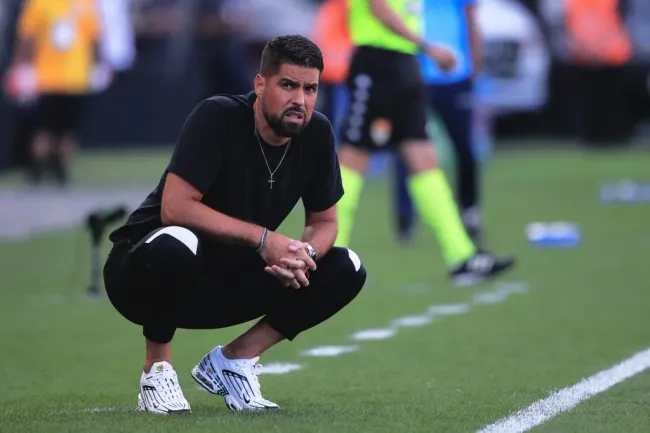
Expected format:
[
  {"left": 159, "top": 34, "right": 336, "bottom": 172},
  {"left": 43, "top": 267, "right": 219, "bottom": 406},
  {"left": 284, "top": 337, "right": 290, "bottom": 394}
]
[
  {"left": 334, "top": 166, "right": 365, "bottom": 247},
  {"left": 408, "top": 169, "right": 476, "bottom": 266}
]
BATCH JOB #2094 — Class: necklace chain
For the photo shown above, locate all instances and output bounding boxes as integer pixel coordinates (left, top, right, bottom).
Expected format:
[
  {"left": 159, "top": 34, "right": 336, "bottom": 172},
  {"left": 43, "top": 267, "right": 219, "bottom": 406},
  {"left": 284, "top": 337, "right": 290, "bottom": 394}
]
[{"left": 253, "top": 125, "right": 290, "bottom": 190}]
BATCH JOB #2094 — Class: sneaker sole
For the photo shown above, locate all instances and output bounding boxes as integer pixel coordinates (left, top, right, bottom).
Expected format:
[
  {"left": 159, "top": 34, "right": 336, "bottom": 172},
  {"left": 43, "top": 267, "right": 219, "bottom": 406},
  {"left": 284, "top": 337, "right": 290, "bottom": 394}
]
[
  {"left": 137, "top": 393, "right": 191, "bottom": 414},
  {"left": 191, "top": 366, "right": 249, "bottom": 411}
]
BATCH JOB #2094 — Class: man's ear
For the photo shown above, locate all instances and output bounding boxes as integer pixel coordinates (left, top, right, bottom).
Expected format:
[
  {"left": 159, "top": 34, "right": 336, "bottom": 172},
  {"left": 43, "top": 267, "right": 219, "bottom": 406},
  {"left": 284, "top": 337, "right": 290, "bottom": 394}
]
[{"left": 254, "top": 74, "right": 265, "bottom": 98}]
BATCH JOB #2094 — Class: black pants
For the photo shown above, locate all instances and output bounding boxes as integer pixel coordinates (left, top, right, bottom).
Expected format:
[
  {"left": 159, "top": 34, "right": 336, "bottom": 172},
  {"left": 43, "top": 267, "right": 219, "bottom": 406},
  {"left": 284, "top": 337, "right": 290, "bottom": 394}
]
[
  {"left": 428, "top": 79, "right": 477, "bottom": 212},
  {"left": 103, "top": 226, "right": 367, "bottom": 344}
]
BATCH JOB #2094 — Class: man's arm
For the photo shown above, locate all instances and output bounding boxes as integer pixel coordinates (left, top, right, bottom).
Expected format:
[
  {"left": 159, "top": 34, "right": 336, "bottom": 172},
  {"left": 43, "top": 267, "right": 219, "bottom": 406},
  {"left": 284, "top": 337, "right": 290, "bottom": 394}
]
[
  {"left": 266, "top": 206, "right": 335, "bottom": 287},
  {"left": 368, "top": 0, "right": 425, "bottom": 46},
  {"left": 164, "top": 170, "right": 308, "bottom": 289},
  {"left": 161, "top": 173, "right": 265, "bottom": 248},
  {"left": 301, "top": 118, "right": 344, "bottom": 260},
  {"left": 368, "top": 0, "right": 456, "bottom": 70},
  {"left": 465, "top": 2, "right": 483, "bottom": 77},
  {"left": 300, "top": 204, "right": 338, "bottom": 260}
]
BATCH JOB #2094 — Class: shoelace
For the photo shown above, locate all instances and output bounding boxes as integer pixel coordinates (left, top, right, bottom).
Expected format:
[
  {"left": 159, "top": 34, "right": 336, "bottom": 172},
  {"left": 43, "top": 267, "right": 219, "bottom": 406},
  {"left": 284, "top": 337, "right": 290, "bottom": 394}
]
[{"left": 243, "top": 363, "right": 263, "bottom": 395}]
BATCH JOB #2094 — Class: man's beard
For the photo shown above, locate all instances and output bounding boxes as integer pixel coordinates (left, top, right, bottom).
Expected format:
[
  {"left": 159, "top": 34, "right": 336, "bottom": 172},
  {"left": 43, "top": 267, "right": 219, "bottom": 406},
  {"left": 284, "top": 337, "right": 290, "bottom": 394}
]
[{"left": 262, "top": 101, "right": 309, "bottom": 138}]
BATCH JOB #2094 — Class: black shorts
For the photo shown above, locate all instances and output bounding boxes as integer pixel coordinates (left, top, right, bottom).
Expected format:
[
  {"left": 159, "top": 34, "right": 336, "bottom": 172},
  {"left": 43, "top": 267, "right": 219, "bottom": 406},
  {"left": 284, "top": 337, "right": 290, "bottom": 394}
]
[
  {"left": 339, "top": 46, "right": 428, "bottom": 151},
  {"left": 35, "top": 93, "right": 84, "bottom": 135}
]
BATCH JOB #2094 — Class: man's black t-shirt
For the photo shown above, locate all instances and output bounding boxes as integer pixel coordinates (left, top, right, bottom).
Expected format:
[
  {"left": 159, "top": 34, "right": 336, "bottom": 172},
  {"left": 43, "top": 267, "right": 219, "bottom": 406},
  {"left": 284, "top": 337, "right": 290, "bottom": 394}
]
[{"left": 109, "top": 92, "right": 343, "bottom": 268}]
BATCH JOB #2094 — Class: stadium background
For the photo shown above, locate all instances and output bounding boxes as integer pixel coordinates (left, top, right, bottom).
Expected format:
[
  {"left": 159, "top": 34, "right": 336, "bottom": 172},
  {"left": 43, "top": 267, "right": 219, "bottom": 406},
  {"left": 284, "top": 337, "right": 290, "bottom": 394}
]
[
  {"left": 1, "top": 1, "right": 650, "bottom": 432},
  {"left": 1, "top": 0, "right": 650, "bottom": 170}
]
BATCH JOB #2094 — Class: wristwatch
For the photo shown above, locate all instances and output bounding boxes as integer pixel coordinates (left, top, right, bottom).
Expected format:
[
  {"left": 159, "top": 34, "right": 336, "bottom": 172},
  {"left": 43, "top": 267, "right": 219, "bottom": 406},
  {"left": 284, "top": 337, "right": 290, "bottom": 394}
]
[{"left": 306, "top": 244, "right": 317, "bottom": 261}]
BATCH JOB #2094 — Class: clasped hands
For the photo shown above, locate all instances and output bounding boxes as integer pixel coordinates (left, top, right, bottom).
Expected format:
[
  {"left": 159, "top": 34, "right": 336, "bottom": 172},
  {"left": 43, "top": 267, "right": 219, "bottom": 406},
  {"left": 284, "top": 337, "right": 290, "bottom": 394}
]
[{"left": 259, "top": 231, "right": 317, "bottom": 289}]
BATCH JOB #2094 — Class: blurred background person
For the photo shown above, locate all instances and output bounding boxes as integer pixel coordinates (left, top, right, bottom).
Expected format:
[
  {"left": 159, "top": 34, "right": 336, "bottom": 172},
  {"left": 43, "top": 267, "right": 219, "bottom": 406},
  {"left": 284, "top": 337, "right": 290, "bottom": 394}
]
[
  {"left": 1, "top": 0, "right": 36, "bottom": 175},
  {"left": 537, "top": 0, "right": 642, "bottom": 143},
  {"left": 98, "top": 0, "right": 136, "bottom": 75},
  {"left": 311, "top": 0, "right": 352, "bottom": 137},
  {"left": 565, "top": 0, "right": 632, "bottom": 144},
  {"left": 132, "top": 0, "right": 254, "bottom": 96},
  {"left": 334, "top": 0, "right": 515, "bottom": 285},
  {"left": 196, "top": 0, "right": 255, "bottom": 96},
  {"left": 6, "top": 0, "right": 103, "bottom": 187},
  {"left": 392, "top": 0, "right": 485, "bottom": 245}
]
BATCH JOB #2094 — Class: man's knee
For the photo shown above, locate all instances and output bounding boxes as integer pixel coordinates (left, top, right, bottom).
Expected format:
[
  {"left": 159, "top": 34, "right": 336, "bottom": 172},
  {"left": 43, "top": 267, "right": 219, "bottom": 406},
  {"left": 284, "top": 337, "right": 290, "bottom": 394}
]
[
  {"left": 143, "top": 226, "right": 201, "bottom": 274},
  {"left": 324, "top": 246, "right": 367, "bottom": 293}
]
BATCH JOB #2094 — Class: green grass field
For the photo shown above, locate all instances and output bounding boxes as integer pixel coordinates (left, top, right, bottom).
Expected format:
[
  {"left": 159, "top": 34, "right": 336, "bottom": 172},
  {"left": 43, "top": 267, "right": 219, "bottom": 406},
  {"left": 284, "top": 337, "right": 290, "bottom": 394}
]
[{"left": 1, "top": 144, "right": 649, "bottom": 432}]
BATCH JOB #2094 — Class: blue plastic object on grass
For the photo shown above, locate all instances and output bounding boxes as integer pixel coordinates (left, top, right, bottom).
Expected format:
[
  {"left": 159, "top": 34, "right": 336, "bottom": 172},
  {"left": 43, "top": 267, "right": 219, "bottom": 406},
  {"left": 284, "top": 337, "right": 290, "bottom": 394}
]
[
  {"left": 526, "top": 222, "right": 581, "bottom": 248},
  {"left": 600, "top": 180, "right": 650, "bottom": 204}
]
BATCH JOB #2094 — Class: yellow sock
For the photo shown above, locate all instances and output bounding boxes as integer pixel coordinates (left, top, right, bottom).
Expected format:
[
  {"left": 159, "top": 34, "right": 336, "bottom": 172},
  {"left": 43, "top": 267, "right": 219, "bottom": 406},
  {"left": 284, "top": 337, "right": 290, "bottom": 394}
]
[
  {"left": 334, "top": 166, "right": 365, "bottom": 247},
  {"left": 408, "top": 169, "right": 476, "bottom": 266}
]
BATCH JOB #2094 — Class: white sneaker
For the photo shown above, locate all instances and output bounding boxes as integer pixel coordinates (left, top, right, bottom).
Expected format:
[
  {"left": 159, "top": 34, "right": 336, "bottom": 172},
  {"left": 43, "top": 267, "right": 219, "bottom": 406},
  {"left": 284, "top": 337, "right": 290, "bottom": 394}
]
[
  {"left": 137, "top": 361, "right": 191, "bottom": 414},
  {"left": 191, "top": 346, "right": 280, "bottom": 411}
]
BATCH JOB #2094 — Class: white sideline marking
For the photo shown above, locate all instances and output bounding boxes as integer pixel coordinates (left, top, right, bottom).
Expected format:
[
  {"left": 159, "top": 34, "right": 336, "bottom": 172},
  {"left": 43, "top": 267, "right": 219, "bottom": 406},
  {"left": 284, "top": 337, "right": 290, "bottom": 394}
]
[
  {"left": 473, "top": 291, "right": 508, "bottom": 304},
  {"left": 391, "top": 315, "right": 433, "bottom": 328},
  {"left": 477, "top": 346, "right": 650, "bottom": 433},
  {"left": 427, "top": 303, "right": 471, "bottom": 316},
  {"left": 474, "top": 283, "right": 530, "bottom": 305},
  {"left": 258, "top": 362, "right": 304, "bottom": 375},
  {"left": 302, "top": 345, "right": 359, "bottom": 357},
  {"left": 350, "top": 328, "right": 397, "bottom": 341},
  {"left": 298, "top": 281, "right": 529, "bottom": 358}
]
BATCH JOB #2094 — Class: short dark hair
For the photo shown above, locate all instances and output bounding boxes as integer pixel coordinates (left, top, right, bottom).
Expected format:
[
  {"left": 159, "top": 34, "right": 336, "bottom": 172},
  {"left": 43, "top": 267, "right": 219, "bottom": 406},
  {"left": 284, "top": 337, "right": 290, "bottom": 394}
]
[{"left": 259, "top": 35, "right": 324, "bottom": 77}]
